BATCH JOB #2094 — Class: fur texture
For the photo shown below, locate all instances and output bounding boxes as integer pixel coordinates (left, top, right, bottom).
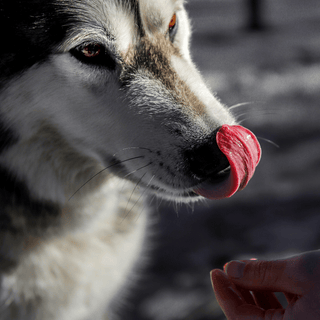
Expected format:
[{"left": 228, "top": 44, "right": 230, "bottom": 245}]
[{"left": 0, "top": 0, "right": 235, "bottom": 319}]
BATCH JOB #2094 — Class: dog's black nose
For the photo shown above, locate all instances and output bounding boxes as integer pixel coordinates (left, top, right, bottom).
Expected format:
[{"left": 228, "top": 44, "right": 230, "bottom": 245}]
[{"left": 185, "top": 129, "right": 230, "bottom": 181}]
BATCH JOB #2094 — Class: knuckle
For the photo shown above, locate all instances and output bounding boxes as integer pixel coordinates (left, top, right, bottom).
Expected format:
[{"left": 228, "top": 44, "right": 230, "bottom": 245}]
[
  {"left": 254, "top": 261, "right": 269, "bottom": 284},
  {"left": 254, "top": 260, "right": 282, "bottom": 286}
]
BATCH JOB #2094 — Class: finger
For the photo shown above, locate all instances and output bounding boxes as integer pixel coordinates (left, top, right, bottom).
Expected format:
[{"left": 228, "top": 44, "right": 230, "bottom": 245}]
[
  {"left": 211, "top": 270, "right": 266, "bottom": 319},
  {"left": 283, "top": 292, "right": 298, "bottom": 304},
  {"left": 211, "top": 269, "right": 244, "bottom": 318},
  {"left": 251, "top": 291, "right": 283, "bottom": 310},
  {"left": 234, "top": 285, "right": 255, "bottom": 305},
  {"left": 224, "top": 258, "right": 306, "bottom": 295},
  {"left": 223, "top": 262, "right": 256, "bottom": 305}
]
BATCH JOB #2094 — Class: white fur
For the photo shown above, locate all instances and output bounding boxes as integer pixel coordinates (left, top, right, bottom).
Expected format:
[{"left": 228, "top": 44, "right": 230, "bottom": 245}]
[{"left": 0, "top": 0, "right": 235, "bottom": 319}]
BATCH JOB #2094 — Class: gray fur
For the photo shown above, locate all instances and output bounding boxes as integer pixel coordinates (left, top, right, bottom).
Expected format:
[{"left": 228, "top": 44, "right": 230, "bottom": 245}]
[{"left": 0, "top": 0, "right": 235, "bottom": 319}]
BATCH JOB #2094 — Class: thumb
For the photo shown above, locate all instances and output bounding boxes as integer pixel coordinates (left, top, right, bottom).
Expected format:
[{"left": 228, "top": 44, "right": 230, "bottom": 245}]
[{"left": 224, "top": 257, "right": 307, "bottom": 295}]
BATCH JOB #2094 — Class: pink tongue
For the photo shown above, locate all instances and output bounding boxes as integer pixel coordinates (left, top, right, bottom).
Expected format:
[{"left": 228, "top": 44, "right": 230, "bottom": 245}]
[{"left": 194, "top": 125, "right": 261, "bottom": 199}]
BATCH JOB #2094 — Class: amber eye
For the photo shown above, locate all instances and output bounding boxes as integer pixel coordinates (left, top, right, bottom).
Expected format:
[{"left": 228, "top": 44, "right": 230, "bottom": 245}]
[
  {"left": 70, "top": 42, "right": 117, "bottom": 70},
  {"left": 81, "top": 43, "right": 102, "bottom": 58},
  {"left": 168, "top": 13, "right": 178, "bottom": 42},
  {"left": 169, "top": 14, "right": 177, "bottom": 30}
]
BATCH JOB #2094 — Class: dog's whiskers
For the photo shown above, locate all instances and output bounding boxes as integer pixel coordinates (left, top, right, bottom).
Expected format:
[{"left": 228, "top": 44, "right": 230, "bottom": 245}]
[
  {"left": 185, "top": 196, "right": 196, "bottom": 213},
  {"left": 134, "top": 178, "right": 157, "bottom": 223},
  {"left": 68, "top": 156, "right": 144, "bottom": 201},
  {"left": 235, "top": 112, "right": 249, "bottom": 121},
  {"left": 229, "top": 101, "right": 258, "bottom": 110},
  {"left": 257, "top": 136, "right": 280, "bottom": 148},
  {"left": 230, "top": 101, "right": 281, "bottom": 125},
  {"left": 123, "top": 162, "right": 152, "bottom": 179},
  {"left": 123, "top": 172, "right": 147, "bottom": 220},
  {"left": 121, "top": 173, "right": 156, "bottom": 224},
  {"left": 237, "top": 110, "right": 278, "bottom": 125}
]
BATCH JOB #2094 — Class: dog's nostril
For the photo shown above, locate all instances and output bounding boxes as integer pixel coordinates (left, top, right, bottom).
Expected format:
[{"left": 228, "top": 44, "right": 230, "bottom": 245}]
[
  {"left": 188, "top": 147, "right": 230, "bottom": 179},
  {"left": 185, "top": 129, "right": 230, "bottom": 180}
]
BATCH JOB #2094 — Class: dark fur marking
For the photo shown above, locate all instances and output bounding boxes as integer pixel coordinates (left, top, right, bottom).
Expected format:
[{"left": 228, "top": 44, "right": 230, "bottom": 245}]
[
  {"left": 0, "top": 165, "right": 59, "bottom": 269},
  {"left": 131, "top": 0, "right": 145, "bottom": 38},
  {"left": 117, "top": 0, "right": 144, "bottom": 37},
  {"left": 0, "top": 165, "right": 59, "bottom": 223},
  {"left": 0, "top": 0, "right": 71, "bottom": 84},
  {"left": 0, "top": 164, "right": 59, "bottom": 271},
  {"left": 0, "top": 116, "right": 19, "bottom": 154}
]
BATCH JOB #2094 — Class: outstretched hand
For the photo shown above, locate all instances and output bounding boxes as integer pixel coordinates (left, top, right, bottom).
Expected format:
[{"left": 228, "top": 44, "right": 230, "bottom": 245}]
[{"left": 211, "top": 250, "right": 320, "bottom": 319}]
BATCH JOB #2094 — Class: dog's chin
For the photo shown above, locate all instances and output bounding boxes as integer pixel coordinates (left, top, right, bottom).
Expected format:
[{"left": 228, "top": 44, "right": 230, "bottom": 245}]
[
  {"left": 139, "top": 169, "right": 232, "bottom": 203},
  {"left": 146, "top": 185, "right": 202, "bottom": 202}
]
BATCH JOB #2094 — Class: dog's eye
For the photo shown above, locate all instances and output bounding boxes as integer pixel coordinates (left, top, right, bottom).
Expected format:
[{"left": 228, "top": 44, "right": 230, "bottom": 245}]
[
  {"left": 168, "top": 13, "right": 178, "bottom": 41},
  {"left": 71, "top": 43, "right": 104, "bottom": 60},
  {"left": 70, "top": 43, "right": 117, "bottom": 70},
  {"left": 169, "top": 14, "right": 177, "bottom": 30},
  {"left": 81, "top": 43, "right": 102, "bottom": 58}
]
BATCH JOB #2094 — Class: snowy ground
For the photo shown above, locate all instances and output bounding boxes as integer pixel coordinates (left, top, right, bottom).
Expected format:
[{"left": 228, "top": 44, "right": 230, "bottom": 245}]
[{"left": 122, "top": 1, "right": 320, "bottom": 319}]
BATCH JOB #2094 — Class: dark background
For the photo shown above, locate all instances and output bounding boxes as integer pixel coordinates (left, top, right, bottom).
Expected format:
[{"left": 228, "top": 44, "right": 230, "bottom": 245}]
[{"left": 123, "top": 0, "right": 320, "bottom": 319}]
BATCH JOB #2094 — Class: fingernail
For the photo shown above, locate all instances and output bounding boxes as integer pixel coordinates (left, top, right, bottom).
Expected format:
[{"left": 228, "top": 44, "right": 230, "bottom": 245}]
[
  {"left": 225, "top": 261, "right": 246, "bottom": 279},
  {"left": 223, "top": 262, "right": 228, "bottom": 272}
]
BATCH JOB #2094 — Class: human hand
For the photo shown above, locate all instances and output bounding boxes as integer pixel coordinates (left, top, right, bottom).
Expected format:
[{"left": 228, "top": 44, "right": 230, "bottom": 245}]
[{"left": 211, "top": 250, "right": 320, "bottom": 319}]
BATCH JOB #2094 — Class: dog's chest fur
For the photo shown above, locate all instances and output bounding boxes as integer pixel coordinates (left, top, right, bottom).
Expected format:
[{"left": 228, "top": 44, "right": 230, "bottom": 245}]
[{"left": 0, "top": 176, "right": 149, "bottom": 320}]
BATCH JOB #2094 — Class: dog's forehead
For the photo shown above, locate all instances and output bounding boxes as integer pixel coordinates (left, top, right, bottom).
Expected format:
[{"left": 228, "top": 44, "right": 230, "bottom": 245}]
[{"left": 59, "top": 0, "right": 183, "bottom": 53}]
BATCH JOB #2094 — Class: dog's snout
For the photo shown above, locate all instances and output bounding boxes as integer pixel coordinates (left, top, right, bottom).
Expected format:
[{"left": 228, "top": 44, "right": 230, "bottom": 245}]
[{"left": 185, "top": 129, "right": 230, "bottom": 181}]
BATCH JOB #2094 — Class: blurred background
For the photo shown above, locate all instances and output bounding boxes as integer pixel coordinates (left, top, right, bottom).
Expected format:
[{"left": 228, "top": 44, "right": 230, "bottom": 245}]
[{"left": 122, "top": 0, "right": 320, "bottom": 319}]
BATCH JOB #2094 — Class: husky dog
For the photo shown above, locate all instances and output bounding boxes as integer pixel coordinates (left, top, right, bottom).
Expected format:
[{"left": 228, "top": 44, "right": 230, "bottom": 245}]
[{"left": 0, "top": 0, "right": 238, "bottom": 319}]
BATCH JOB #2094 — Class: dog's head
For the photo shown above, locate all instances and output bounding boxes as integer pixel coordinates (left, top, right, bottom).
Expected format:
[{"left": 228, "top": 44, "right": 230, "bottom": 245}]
[{"left": 0, "top": 0, "right": 260, "bottom": 203}]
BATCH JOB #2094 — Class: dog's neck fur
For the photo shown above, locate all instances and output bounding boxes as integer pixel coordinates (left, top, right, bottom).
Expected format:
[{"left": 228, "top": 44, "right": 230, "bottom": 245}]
[
  {"left": 0, "top": 137, "right": 149, "bottom": 318},
  {"left": 0, "top": 120, "right": 145, "bottom": 258},
  {"left": 0, "top": 114, "right": 150, "bottom": 318}
]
